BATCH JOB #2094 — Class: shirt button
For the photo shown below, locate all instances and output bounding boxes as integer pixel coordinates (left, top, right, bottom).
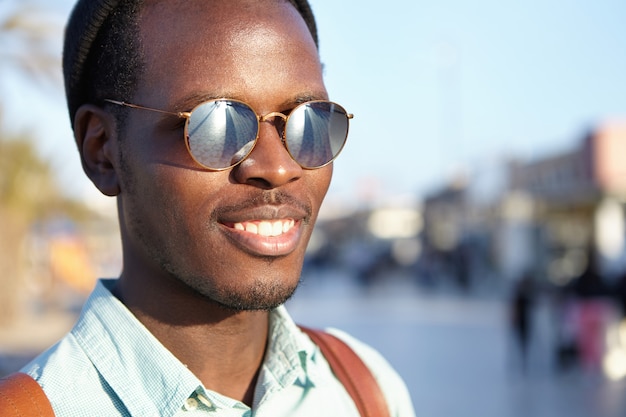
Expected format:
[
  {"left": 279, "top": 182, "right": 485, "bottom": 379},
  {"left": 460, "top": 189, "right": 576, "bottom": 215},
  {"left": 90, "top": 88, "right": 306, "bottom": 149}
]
[{"left": 185, "top": 397, "right": 199, "bottom": 411}]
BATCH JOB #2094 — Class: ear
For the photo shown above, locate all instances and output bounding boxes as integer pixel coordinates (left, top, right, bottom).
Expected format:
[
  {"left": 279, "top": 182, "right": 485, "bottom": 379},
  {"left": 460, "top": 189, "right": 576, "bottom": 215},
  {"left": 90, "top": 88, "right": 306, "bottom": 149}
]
[{"left": 74, "top": 104, "right": 121, "bottom": 196}]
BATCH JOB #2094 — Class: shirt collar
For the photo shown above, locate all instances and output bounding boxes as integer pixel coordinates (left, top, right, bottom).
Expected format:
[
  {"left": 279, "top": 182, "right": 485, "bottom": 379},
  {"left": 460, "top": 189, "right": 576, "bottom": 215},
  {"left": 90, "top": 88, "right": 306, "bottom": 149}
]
[
  {"left": 71, "top": 279, "right": 201, "bottom": 417},
  {"left": 70, "top": 279, "right": 320, "bottom": 416},
  {"left": 254, "top": 304, "right": 321, "bottom": 403}
]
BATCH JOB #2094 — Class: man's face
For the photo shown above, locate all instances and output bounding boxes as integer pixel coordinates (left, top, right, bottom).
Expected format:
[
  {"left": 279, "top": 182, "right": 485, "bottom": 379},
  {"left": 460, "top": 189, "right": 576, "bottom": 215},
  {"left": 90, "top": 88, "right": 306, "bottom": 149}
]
[{"left": 115, "top": 0, "right": 331, "bottom": 310}]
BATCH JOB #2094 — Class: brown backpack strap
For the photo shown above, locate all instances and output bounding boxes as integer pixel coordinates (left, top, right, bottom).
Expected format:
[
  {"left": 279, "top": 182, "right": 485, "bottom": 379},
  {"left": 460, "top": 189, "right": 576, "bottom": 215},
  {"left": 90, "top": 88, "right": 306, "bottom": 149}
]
[
  {"left": 299, "top": 326, "right": 390, "bottom": 417},
  {"left": 0, "top": 372, "right": 55, "bottom": 417}
]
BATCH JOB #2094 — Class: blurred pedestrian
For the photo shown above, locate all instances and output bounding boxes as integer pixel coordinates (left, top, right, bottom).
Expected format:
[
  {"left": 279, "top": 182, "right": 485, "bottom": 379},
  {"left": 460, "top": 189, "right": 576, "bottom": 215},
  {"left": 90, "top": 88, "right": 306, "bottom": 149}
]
[
  {"left": 509, "top": 272, "right": 535, "bottom": 373},
  {"left": 569, "top": 251, "right": 610, "bottom": 371}
]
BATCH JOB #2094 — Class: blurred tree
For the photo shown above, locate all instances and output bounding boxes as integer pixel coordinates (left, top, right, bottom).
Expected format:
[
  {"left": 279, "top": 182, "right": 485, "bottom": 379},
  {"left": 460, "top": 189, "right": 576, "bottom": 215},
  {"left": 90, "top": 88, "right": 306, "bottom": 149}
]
[
  {"left": 0, "top": 0, "right": 63, "bottom": 126},
  {"left": 0, "top": 1, "right": 89, "bottom": 323},
  {"left": 0, "top": 137, "right": 55, "bottom": 322}
]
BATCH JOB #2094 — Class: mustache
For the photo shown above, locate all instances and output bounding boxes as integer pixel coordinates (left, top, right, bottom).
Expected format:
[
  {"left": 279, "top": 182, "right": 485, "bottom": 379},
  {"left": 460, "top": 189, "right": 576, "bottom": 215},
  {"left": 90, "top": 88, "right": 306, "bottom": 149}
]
[{"left": 212, "top": 190, "right": 313, "bottom": 220}]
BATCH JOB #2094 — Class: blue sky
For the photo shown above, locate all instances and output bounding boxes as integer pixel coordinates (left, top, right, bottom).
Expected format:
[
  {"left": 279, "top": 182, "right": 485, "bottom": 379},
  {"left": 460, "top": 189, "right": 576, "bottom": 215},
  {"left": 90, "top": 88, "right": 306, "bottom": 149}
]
[
  {"left": 3, "top": 0, "right": 625, "bottom": 205},
  {"left": 314, "top": 0, "right": 626, "bottom": 200}
]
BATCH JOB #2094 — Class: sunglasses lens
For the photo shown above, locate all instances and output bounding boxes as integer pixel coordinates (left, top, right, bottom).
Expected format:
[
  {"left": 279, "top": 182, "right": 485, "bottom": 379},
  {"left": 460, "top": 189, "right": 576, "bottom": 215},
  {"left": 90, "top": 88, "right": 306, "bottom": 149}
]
[
  {"left": 284, "top": 101, "right": 349, "bottom": 168},
  {"left": 186, "top": 100, "right": 349, "bottom": 170},
  {"left": 187, "top": 100, "right": 258, "bottom": 169}
]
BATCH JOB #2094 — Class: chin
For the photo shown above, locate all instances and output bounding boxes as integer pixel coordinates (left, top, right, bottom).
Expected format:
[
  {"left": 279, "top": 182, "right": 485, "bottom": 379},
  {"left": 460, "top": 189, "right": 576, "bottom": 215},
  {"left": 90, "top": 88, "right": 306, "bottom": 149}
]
[
  {"left": 175, "top": 267, "right": 302, "bottom": 312},
  {"left": 211, "top": 278, "right": 301, "bottom": 311}
]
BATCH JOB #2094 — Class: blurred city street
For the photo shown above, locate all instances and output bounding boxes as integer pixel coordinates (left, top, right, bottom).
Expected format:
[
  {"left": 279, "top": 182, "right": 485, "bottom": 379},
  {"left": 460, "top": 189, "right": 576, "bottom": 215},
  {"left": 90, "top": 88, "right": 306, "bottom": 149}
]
[
  {"left": 2, "top": 267, "right": 626, "bottom": 417},
  {"left": 288, "top": 268, "right": 626, "bottom": 417}
]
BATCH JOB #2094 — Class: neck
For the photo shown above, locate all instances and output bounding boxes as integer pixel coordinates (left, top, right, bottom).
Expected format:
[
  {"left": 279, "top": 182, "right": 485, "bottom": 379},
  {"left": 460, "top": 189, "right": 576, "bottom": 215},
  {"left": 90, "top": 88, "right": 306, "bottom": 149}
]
[{"left": 113, "top": 274, "right": 270, "bottom": 406}]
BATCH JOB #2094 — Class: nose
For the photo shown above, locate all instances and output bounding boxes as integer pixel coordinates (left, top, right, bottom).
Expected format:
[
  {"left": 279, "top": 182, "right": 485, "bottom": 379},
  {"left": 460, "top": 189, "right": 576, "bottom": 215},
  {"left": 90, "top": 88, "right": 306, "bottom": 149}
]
[{"left": 231, "top": 120, "right": 303, "bottom": 189}]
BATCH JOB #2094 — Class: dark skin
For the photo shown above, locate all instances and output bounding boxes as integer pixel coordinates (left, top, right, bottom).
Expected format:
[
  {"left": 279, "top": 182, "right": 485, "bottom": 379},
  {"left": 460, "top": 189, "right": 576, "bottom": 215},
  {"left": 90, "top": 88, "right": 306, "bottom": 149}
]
[{"left": 73, "top": 0, "right": 332, "bottom": 406}]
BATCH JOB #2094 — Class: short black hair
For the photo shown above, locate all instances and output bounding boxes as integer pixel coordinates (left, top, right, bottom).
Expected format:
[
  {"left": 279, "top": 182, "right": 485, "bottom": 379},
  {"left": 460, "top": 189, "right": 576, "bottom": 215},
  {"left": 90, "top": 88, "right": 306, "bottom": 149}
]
[{"left": 62, "top": 0, "right": 319, "bottom": 129}]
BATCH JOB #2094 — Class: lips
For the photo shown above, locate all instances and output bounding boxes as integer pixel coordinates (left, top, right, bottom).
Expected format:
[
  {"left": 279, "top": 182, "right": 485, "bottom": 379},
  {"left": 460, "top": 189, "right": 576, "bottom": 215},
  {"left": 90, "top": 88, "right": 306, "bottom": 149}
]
[{"left": 218, "top": 201, "right": 308, "bottom": 257}]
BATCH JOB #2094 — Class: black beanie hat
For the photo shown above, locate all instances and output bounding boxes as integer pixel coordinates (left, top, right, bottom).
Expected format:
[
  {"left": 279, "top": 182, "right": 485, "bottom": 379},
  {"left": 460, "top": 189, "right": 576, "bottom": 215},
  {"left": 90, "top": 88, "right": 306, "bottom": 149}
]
[{"left": 62, "top": 0, "right": 318, "bottom": 125}]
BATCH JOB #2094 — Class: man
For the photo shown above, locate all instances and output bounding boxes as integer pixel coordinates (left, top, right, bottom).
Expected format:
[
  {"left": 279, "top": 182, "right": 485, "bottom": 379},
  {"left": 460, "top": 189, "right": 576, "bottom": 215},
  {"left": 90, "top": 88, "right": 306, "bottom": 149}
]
[{"left": 20, "top": 0, "right": 416, "bottom": 415}]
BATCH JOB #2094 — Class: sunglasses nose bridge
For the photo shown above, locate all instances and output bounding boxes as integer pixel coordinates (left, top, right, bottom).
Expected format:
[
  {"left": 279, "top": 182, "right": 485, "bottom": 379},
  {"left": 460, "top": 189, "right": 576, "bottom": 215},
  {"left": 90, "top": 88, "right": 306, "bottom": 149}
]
[
  {"left": 259, "top": 111, "right": 287, "bottom": 123},
  {"left": 259, "top": 112, "right": 288, "bottom": 142}
]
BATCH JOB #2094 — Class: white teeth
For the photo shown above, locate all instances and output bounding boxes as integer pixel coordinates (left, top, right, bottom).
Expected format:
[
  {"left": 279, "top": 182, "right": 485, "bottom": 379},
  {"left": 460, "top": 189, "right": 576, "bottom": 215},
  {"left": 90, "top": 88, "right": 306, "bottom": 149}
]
[
  {"left": 258, "top": 221, "right": 273, "bottom": 236},
  {"left": 245, "top": 223, "right": 258, "bottom": 234},
  {"left": 273, "top": 221, "right": 283, "bottom": 236},
  {"left": 233, "top": 220, "right": 294, "bottom": 236}
]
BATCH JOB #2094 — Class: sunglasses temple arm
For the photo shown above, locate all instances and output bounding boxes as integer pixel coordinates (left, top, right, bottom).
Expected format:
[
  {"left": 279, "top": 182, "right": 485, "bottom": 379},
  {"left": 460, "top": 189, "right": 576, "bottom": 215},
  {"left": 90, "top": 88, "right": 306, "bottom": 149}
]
[{"left": 104, "top": 99, "right": 190, "bottom": 118}]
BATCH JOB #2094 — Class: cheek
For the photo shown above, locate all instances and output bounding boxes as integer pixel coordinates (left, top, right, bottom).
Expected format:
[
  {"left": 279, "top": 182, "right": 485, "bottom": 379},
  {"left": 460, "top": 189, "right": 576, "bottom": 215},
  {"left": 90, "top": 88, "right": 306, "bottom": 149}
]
[
  {"left": 117, "top": 133, "right": 221, "bottom": 238},
  {"left": 119, "top": 164, "right": 230, "bottom": 279},
  {"left": 119, "top": 110, "right": 199, "bottom": 175},
  {"left": 311, "top": 165, "right": 333, "bottom": 206}
]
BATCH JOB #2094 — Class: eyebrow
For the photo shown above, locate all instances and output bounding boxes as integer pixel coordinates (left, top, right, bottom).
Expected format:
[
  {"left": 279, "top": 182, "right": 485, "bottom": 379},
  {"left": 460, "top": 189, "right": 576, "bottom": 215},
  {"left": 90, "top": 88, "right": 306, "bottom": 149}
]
[
  {"left": 291, "top": 92, "right": 329, "bottom": 105},
  {"left": 171, "top": 91, "right": 329, "bottom": 113},
  {"left": 171, "top": 92, "right": 230, "bottom": 112}
]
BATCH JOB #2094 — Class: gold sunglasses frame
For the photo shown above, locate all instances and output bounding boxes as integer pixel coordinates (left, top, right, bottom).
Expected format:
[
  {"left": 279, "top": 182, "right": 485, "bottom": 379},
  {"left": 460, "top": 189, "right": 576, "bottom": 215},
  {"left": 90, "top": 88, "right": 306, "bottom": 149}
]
[{"left": 104, "top": 98, "right": 353, "bottom": 171}]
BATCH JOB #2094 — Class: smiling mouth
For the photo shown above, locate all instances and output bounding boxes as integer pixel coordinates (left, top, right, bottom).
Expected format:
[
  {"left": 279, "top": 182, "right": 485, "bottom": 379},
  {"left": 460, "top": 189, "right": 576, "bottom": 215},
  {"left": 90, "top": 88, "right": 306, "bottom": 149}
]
[{"left": 232, "top": 219, "right": 296, "bottom": 237}]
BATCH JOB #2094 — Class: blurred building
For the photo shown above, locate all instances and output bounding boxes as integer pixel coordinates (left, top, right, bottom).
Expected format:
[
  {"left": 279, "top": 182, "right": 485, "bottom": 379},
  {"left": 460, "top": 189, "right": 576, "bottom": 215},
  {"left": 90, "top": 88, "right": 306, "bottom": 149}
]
[
  {"left": 421, "top": 120, "right": 626, "bottom": 289},
  {"left": 421, "top": 176, "right": 498, "bottom": 290},
  {"left": 507, "top": 121, "right": 626, "bottom": 286},
  {"left": 307, "top": 195, "right": 423, "bottom": 285}
]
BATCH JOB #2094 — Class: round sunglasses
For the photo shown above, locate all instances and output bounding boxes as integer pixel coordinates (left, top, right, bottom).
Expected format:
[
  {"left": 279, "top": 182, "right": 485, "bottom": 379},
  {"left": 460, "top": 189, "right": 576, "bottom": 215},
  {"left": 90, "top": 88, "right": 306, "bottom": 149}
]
[{"left": 104, "top": 98, "right": 353, "bottom": 170}]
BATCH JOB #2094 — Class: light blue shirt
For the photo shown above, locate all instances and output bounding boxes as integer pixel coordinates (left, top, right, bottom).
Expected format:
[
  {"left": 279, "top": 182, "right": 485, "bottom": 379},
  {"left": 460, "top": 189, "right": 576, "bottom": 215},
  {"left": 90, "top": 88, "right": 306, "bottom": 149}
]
[{"left": 22, "top": 279, "right": 415, "bottom": 417}]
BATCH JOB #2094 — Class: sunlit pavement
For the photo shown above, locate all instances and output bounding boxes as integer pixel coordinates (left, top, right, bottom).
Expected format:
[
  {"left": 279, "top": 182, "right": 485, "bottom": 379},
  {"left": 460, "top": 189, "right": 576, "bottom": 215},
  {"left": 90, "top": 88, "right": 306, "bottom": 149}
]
[
  {"left": 288, "top": 268, "right": 626, "bottom": 417},
  {"left": 2, "top": 268, "right": 626, "bottom": 417}
]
